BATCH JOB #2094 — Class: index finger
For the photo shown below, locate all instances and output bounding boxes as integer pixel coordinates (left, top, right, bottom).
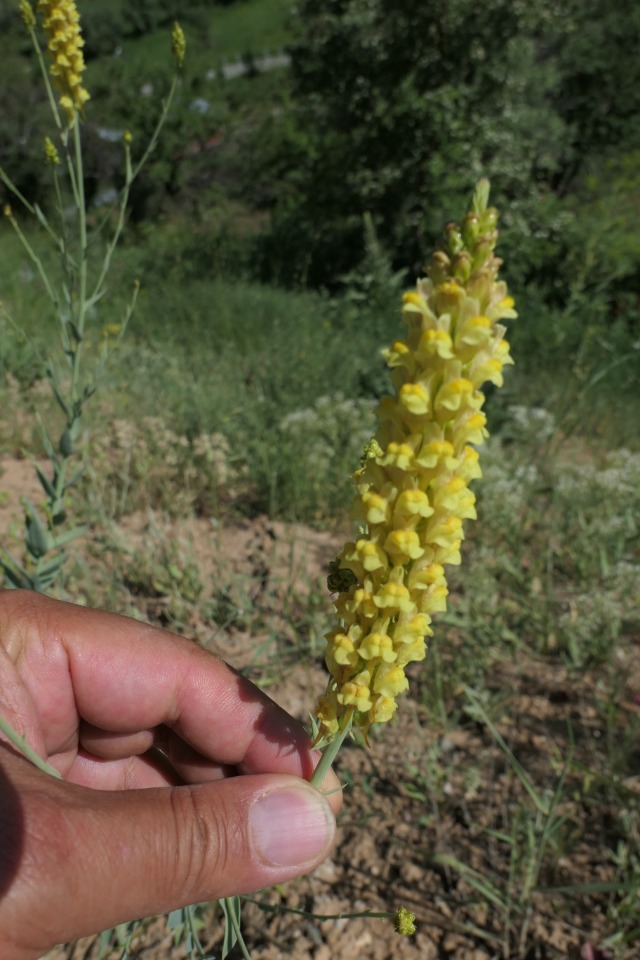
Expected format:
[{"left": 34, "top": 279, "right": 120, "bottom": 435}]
[{"left": 0, "top": 591, "right": 324, "bottom": 783}]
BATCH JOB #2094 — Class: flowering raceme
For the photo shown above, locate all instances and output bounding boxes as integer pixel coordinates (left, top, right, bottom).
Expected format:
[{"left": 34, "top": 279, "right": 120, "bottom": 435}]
[
  {"left": 317, "top": 181, "right": 517, "bottom": 740},
  {"left": 37, "top": 0, "right": 90, "bottom": 122}
]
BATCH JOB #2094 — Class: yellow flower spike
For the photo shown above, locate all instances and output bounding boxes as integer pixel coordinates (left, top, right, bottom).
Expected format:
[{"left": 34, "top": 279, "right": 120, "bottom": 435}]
[
  {"left": 38, "top": 0, "right": 90, "bottom": 123},
  {"left": 171, "top": 21, "right": 186, "bottom": 67},
  {"left": 316, "top": 181, "right": 517, "bottom": 740},
  {"left": 43, "top": 136, "right": 60, "bottom": 166},
  {"left": 20, "top": 0, "right": 36, "bottom": 28}
]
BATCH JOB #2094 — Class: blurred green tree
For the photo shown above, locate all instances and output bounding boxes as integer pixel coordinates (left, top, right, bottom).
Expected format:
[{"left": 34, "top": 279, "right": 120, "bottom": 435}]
[{"left": 260, "top": 0, "right": 639, "bottom": 290}]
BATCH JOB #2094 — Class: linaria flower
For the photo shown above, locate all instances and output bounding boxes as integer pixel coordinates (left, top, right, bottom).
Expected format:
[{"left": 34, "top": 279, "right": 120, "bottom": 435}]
[
  {"left": 171, "top": 21, "right": 186, "bottom": 68},
  {"left": 38, "top": 0, "right": 90, "bottom": 123},
  {"left": 19, "top": 0, "right": 36, "bottom": 29},
  {"left": 317, "top": 181, "right": 517, "bottom": 740},
  {"left": 43, "top": 136, "right": 61, "bottom": 166}
]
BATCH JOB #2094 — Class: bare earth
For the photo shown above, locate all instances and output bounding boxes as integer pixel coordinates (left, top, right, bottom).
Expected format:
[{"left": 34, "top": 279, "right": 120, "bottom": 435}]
[{"left": 1, "top": 456, "right": 638, "bottom": 960}]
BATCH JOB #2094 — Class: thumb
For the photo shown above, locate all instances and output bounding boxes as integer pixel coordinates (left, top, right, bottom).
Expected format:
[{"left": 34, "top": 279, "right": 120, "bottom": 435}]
[{"left": 0, "top": 751, "right": 337, "bottom": 960}]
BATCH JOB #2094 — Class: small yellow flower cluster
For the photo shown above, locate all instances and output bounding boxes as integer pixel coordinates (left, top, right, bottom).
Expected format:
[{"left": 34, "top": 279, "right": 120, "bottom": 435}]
[
  {"left": 37, "top": 0, "right": 90, "bottom": 123},
  {"left": 171, "top": 21, "right": 186, "bottom": 68},
  {"left": 43, "top": 135, "right": 61, "bottom": 166},
  {"left": 317, "top": 181, "right": 517, "bottom": 740},
  {"left": 393, "top": 906, "right": 416, "bottom": 936},
  {"left": 19, "top": 0, "right": 36, "bottom": 28}
]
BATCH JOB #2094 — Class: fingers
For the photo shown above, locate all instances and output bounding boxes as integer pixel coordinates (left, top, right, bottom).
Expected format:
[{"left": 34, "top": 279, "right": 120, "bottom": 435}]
[
  {"left": 0, "top": 750, "right": 337, "bottom": 960},
  {"left": 0, "top": 591, "right": 339, "bottom": 795}
]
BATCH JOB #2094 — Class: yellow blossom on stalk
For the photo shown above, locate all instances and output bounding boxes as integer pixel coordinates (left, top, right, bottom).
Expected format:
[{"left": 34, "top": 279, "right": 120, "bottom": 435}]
[
  {"left": 317, "top": 180, "right": 517, "bottom": 741},
  {"left": 393, "top": 906, "right": 417, "bottom": 936},
  {"left": 19, "top": 0, "right": 36, "bottom": 28},
  {"left": 171, "top": 21, "right": 186, "bottom": 68},
  {"left": 43, "top": 136, "right": 60, "bottom": 166},
  {"left": 38, "top": 0, "right": 90, "bottom": 124}
]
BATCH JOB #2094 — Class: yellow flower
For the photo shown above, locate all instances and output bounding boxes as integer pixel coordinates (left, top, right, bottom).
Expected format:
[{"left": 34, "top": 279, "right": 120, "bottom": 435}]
[
  {"left": 171, "top": 21, "right": 186, "bottom": 67},
  {"left": 316, "top": 180, "right": 517, "bottom": 740},
  {"left": 393, "top": 906, "right": 416, "bottom": 936},
  {"left": 19, "top": 0, "right": 36, "bottom": 29},
  {"left": 43, "top": 136, "right": 61, "bottom": 166},
  {"left": 38, "top": 0, "right": 90, "bottom": 123}
]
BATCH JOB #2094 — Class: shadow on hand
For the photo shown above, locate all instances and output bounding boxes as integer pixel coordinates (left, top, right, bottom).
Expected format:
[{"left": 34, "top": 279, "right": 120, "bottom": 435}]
[
  {"left": 234, "top": 671, "right": 319, "bottom": 782},
  {"left": 0, "top": 746, "right": 25, "bottom": 897}
]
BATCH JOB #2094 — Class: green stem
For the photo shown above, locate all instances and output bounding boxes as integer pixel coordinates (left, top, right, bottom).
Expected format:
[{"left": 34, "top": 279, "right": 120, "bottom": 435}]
[
  {"left": 243, "top": 897, "right": 392, "bottom": 924},
  {"left": 224, "top": 897, "right": 252, "bottom": 960},
  {"left": 310, "top": 716, "right": 352, "bottom": 790},
  {"left": 71, "top": 120, "right": 88, "bottom": 396},
  {"left": 131, "top": 73, "right": 179, "bottom": 182},
  {"left": 0, "top": 166, "right": 36, "bottom": 215}
]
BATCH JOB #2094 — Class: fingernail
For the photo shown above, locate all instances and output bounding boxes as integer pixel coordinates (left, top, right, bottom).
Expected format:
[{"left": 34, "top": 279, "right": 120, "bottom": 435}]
[{"left": 249, "top": 786, "right": 335, "bottom": 868}]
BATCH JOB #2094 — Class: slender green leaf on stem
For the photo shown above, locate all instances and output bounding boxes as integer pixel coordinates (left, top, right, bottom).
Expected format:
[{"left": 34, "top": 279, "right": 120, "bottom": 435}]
[
  {"left": 52, "top": 525, "right": 88, "bottom": 550},
  {"left": 463, "top": 686, "right": 548, "bottom": 815},
  {"left": 221, "top": 897, "right": 252, "bottom": 960},
  {"left": 538, "top": 881, "right": 640, "bottom": 895},
  {"left": 431, "top": 854, "right": 508, "bottom": 911},
  {"left": 4, "top": 209, "right": 60, "bottom": 309},
  {"left": 131, "top": 75, "right": 179, "bottom": 182},
  {"left": 0, "top": 715, "right": 62, "bottom": 779},
  {"left": 0, "top": 167, "right": 36, "bottom": 216}
]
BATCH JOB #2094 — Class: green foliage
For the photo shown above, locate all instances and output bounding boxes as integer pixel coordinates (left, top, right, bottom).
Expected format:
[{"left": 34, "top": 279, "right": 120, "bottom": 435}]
[
  {"left": 263, "top": 0, "right": 568, "bottom": 284},
  {"left": 256, "top": 0, "right": 640, "bottom": 307}
]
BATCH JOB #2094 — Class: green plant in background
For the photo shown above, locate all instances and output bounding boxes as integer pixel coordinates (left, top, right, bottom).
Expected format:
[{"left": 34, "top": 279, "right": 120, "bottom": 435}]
[{"left": 0, "top": 2, "right": 184, "bottom": 591}]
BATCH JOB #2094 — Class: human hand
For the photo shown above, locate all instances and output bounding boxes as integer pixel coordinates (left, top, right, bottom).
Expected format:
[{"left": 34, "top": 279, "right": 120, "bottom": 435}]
[{"left": 0, "top": 590, "right": 341, "bottom": 960}]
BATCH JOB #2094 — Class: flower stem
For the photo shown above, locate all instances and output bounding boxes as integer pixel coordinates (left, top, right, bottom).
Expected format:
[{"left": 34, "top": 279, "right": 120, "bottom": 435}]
[{"left": 310, "top": 716, "right": 352, "bottom": 790}]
